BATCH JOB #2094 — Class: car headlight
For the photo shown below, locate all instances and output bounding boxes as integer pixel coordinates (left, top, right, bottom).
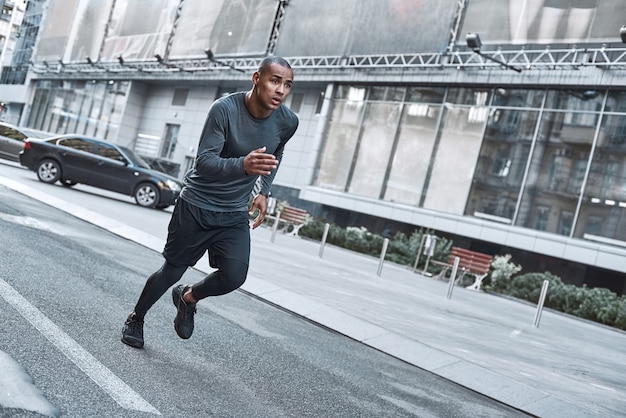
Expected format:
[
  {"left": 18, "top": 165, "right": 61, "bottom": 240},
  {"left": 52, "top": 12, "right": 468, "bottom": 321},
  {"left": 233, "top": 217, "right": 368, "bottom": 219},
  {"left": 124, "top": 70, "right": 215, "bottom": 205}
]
[{"left": 163, "top": 179, "right": 181, "bottom": 192}]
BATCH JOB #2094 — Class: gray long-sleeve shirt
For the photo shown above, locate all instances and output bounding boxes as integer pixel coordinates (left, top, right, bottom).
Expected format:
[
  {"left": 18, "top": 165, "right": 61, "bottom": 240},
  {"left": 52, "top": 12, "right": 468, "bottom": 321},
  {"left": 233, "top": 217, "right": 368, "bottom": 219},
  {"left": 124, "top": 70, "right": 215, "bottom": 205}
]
[{"left": 179, "top": 91, "right": 299, "bottom": 212}]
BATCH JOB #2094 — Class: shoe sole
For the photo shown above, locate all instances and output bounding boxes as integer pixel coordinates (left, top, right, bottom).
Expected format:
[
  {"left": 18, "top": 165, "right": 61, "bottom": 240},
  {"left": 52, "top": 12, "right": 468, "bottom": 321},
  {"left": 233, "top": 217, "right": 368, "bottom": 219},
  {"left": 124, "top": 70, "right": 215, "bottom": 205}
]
[{"left": 121, "top": 335, "right": 144, "bottom": 349}]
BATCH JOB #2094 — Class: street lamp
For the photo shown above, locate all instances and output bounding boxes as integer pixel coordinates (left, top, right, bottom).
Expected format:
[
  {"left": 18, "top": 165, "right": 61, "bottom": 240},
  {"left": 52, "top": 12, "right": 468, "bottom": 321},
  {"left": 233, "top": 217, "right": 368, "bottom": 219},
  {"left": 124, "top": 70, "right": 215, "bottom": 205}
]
[
  {"left": 465, "top": 33, "right": 522, "bottom": 73},
  {"left": 204, "top": 49, "right": 245, "bottom": 73}
]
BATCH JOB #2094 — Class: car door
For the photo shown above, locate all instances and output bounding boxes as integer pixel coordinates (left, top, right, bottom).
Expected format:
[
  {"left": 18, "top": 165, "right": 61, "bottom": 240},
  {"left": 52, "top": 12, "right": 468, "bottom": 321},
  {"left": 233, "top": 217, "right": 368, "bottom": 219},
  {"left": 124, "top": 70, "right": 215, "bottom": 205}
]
[
  {"left": 89, "top": 142, "right": 138, "bottom": 194},
  {"left": 55, "top": 137, "right": 99, "bottom": 183},
  {"left": 0, "top": 125, "right": 28, "bottom": 161}
]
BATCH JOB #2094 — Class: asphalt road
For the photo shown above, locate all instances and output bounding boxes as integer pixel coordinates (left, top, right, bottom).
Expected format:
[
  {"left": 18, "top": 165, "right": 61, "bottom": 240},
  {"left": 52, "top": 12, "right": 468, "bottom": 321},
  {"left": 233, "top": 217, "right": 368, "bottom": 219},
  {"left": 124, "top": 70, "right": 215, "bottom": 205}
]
[{"left": 0, "top": 161, "right": 527, "bottom": 417}]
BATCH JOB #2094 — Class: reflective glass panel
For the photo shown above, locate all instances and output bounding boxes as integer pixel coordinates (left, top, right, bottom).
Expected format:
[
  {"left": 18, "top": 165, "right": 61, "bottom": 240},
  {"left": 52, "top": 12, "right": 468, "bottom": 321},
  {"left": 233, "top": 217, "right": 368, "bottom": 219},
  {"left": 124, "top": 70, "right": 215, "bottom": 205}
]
[
  {"left": 100, "top": 0, "right": 179, "bottom": 61},
  {"left": 169, "top": 0, "right": 277, "bottom": 58},
  {"left": 465, "top": 109, "right": 539, "bottom": 222},
  {"left": 33, "top": 0, "right": 79, "bottom": 61},
  {"left": 516, "top": 111, "right": 597, "bottom": 236},
  {"left": 447, "top": 88, "right": 491, "bottom": 106},
  {"left": 405, "top": 86, "right": 445, "bottom": 104},
  {"left": 492, "top": 88, "right": 545, "bottom": 108},
  {"left": 66, "top": 0, "right": 114, "bottom": 62},
  {"left": 604, "top": 90, "right": 626, "bottom": 113},
  {"left": 544, "top": 89, "right": 604, "bottom": 111},
  {"left": 422, "top": 106, "right": 485, "bottom": 214},
  {"left": 575, "top": 114, "right": 626, "bottom": 242},
  {"left": 314, "top": 100, "right": 365, "bottom": 191},
  {"left": 348, "top": 102, "right": 401, "bottom": 198},
  {"left": 368, "top": 86, "right": 405, "bottom": 102},
  {"left": 384, "top": 103, "right": 441, "bottom": 205}
]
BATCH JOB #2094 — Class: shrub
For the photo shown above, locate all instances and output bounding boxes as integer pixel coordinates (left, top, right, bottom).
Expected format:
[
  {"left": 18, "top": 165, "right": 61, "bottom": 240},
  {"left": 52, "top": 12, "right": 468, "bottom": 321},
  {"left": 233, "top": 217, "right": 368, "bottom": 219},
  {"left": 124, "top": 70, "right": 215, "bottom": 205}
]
[
  {"left": 501, "top": 271, "right": 626, "bottom": 330},
  {"left": 507, "top": 272, "right": 551, "bottom": 303},
  {"left": 486, "top": 254, "right": 522, "bottom": 292},
  {"left": 574, "top": 287, "right": 620, "bottom": 324},
  {"left": 299, "top": 219, "right": 325, "bottom": 240},
  {"left": 343, "top": 226, "right": 384, "bottom": 256},
  {"left": 614, "top": 299, "right": 626, "bottom": 330}
]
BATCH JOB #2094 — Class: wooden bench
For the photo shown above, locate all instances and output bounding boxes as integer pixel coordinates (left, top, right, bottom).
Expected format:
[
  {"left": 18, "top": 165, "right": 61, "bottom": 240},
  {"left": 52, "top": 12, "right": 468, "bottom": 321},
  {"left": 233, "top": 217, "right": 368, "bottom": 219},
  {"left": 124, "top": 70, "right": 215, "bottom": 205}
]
[
  {"left": 431, "top": 247, "right": 494, "bottom": 291},
  {"left": 270, "top": 206, "right": 308, "bottom": 241}
]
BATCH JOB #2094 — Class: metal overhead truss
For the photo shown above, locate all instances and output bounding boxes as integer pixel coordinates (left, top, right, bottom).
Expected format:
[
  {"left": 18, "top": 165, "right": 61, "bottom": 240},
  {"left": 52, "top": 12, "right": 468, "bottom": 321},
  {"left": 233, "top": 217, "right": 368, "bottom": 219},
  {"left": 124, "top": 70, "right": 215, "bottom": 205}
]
[{"left": 28, "top": 44, "right": 626, "bottom": 79}]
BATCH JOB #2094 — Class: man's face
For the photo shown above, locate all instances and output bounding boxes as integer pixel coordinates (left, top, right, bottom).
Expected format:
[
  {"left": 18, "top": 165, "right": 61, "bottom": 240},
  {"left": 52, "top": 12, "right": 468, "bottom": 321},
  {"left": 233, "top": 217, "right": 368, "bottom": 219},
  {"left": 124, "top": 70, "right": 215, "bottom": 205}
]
[{"left": 253, "top": 63, "right": 294, "bottom": 112}]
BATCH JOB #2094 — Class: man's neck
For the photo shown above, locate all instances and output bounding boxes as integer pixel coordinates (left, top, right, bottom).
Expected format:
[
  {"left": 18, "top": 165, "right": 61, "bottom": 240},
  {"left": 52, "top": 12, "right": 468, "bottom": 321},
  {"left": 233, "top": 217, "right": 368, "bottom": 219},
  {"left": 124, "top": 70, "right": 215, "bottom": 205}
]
[{"left": 245, "top": 90, "right": 272, "bottom": 119}]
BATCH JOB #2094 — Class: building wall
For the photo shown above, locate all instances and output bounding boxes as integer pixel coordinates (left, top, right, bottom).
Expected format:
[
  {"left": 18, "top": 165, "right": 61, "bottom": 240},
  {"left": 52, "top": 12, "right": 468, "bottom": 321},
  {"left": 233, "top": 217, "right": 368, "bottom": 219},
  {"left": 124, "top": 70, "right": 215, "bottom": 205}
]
[
  {"left": 11, "top": 0, "right": 626, "bottom": 293},
  {"left": 116, "top": 81, "right": 148, "bottom": 148}
]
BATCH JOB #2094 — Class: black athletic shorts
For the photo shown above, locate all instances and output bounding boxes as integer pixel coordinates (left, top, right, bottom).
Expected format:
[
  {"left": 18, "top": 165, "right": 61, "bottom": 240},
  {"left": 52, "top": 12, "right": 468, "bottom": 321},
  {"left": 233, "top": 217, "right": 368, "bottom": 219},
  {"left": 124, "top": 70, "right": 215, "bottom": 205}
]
[{"left": 162, "top": 198, "right": 251, "bottom": 268}]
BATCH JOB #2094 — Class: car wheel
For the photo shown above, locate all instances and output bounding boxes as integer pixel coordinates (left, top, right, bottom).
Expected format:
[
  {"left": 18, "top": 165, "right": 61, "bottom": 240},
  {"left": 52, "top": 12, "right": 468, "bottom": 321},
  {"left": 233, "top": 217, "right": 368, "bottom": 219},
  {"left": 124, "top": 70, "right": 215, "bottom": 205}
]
[
  {"left": 36, "top": 159, "right": 61, "bottom": 184},
  {"left": 61, "top": 179, "right": 77, "bottom": 187},
  {"left": 134, "top": 183, "right": 160, "bottom": 208}
]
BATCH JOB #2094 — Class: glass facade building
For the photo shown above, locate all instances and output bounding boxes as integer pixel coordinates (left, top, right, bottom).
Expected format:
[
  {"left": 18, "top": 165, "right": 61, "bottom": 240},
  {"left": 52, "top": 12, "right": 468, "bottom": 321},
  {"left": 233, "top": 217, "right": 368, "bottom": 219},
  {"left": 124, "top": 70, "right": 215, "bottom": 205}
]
[
  {"left": 315, "top": 86, "right": 626, "bottom": 244},
  {"left": 3, "top": 0, "right": 625, "bottom": 292}
]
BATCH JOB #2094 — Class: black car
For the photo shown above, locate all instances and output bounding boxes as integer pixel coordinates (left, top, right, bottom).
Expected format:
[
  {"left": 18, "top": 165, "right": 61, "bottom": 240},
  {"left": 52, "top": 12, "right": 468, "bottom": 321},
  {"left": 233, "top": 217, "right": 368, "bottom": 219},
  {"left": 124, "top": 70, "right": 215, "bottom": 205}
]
[
  {"left": 0, "top": 122, "right": 52, "bottom": 162},
  {"left": 19, "top": 134, "right": 182, "bottom": 208}
]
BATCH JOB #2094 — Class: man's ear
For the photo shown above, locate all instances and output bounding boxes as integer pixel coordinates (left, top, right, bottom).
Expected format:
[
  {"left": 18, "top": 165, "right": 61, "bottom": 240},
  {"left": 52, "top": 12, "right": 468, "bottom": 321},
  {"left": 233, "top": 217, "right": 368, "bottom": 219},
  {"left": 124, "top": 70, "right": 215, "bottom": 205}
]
[{"left": 252, "top": 71, "right": 260, "bottom": 85}]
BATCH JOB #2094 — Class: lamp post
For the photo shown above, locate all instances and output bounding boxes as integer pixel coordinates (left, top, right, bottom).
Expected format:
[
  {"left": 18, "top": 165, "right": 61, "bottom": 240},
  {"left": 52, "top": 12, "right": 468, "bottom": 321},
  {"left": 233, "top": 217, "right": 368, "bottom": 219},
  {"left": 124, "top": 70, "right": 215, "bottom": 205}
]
[{"left": 465, "top": 33, "right": 522, "bottom": 73}]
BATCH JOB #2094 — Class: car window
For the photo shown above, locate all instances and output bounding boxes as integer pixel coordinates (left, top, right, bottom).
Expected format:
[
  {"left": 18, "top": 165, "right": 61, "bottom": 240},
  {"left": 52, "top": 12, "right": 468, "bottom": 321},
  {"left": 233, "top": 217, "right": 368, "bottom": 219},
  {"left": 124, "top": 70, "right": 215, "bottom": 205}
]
[
  {"left": 119, "top": 146, "right": 152, "bottom": 169},
  {"left": 57, "top": 137, "right": 94, "bottom": 153},
  {"left": 0, "top": 126, "right": 26, "bottom": 141},
  {"left": 95, "top": 143, "right": 126, "bottom": 162},
  {"left": 20, "top": 128, "right": 51, "bottom": 139}
]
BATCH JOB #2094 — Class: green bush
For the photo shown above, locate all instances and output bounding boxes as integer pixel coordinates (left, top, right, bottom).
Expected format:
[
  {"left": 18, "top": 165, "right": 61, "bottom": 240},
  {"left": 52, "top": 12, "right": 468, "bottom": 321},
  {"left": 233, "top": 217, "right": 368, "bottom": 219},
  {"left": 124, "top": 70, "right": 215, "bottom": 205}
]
[
  {"left": 502, "top": 271, "right": 626, "bottom": 330},
  {"left": 485, "top": 254, "right": 522, "bottom": 292},
  {"left": 507, "top": 272, "right": 551, "bottom": 303},
  {"left": 614, "top": 299, "right": 626, "bottom": 329},
  {"left": 574, "top": 287, "right": 620, "bottom": 324}
]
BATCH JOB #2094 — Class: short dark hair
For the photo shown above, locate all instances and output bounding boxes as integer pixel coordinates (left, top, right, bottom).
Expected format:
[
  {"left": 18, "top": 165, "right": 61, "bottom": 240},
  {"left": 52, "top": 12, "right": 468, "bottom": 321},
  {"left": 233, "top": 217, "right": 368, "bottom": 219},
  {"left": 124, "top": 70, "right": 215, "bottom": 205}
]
[{"left": 258, "top": 56, "right": 292, "bottom": 74}]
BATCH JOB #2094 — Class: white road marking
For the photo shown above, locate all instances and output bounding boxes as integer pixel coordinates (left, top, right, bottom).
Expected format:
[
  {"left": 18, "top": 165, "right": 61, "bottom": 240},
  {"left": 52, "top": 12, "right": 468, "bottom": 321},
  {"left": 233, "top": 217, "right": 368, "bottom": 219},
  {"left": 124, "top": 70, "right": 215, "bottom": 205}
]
[
  {"left": 590, "top": 383, "right": 616, "bottom": 392},
  {"left": 0, "top": 278, "right": 160, "bottom": 415}
]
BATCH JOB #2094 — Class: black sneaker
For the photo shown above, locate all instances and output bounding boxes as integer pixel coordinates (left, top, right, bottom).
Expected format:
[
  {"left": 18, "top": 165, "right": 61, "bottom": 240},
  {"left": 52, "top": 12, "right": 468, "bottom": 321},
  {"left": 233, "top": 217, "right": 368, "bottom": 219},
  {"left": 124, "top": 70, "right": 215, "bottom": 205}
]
[
  {"left": 172, "top": 285, "right": 196, "bottom": 339},
  {"left": 121, "top": 312, "right": 144, "bottom": 349}
]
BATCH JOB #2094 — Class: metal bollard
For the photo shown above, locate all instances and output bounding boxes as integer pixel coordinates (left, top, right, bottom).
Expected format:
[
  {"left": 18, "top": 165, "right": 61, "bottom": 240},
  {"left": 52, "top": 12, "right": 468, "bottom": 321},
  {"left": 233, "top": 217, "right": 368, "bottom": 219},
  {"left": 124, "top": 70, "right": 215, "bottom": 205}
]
[
  {"left": 377, "top": 238, "right": 389, "bottom": 277},
  {"left": 413, "top": 234, "right": 427, "bottom": 273},
  {"left": 446, "top": 256, "right": 460, "bottom": 299},
  {"left": 533, "top": 280, "right": 550, "bottom": 328},
  {"left": 270, "top": 210, "right": 281, "bottom": 243},
  {"left": 319, "top": 223, "right": 330, "bottom": 258}
]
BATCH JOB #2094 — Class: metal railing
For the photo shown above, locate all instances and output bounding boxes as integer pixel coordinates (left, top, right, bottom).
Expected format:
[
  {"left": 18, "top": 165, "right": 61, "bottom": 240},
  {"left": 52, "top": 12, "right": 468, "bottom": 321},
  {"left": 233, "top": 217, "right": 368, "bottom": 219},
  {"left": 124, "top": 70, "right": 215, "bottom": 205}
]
[{"left": 26, "top": 45, "right": 626, "bottom": 80}]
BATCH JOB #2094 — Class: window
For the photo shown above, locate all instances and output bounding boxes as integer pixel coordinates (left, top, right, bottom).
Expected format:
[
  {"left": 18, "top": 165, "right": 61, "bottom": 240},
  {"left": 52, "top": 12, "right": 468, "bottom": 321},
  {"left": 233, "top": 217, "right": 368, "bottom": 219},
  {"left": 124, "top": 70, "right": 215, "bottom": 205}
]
[
  {"left": 0, "top": 126, "right": 25, "bottom": 140},
  {"left": 172, "top": 89, "right": 189, "bottom": 106},
  {"left": 315, "top": 91, "right": 325, "bottom": 115},
  {"left": 1, "top": 6, "right": 12, "bottom": 18},
  {"left": 95, "top": 143, "right": 125, "bottom": 162},
  {"left": 584, "top": 216, "right": 603, "bottom": 236},
  {"left": 58, "top": 137, "right": 93, "bottom": 153},
  {"left": 534, "top": 206, "right": 549, "bottom": 231},
  {"left": 289, "top": 93, "right": 304, "bottom": 113},
  {"left": 161, "top": 124, "right": 180, "bottom": 159},
  {"left": 559, "top": 211, "right": 573, "bottom": 236}
]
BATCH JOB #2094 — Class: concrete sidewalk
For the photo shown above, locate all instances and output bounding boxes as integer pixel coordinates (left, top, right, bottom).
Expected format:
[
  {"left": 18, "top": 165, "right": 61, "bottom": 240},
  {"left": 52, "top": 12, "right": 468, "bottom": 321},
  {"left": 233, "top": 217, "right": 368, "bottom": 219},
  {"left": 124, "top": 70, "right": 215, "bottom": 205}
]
[{"left": 2, "top": 176, "right": 625, "bottom": 417}]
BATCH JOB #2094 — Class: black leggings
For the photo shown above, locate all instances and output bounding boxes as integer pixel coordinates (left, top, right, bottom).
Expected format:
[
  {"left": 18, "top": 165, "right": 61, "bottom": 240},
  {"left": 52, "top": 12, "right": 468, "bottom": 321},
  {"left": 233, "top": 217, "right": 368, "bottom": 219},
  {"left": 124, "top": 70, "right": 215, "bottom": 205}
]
[{"left": 133, "top": 257, "right": 248, "bottom": 319}]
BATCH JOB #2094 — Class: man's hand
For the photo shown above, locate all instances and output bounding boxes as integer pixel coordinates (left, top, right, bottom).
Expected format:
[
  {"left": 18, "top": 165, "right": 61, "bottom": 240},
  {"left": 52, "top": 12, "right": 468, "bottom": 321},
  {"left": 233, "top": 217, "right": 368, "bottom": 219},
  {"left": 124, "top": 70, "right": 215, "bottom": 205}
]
[
  {"left": 249, "top": 194, "right": 268, "bottom": 229},
  {"left": 243, "top": 146, "right": 278, "bottom": 176}
]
